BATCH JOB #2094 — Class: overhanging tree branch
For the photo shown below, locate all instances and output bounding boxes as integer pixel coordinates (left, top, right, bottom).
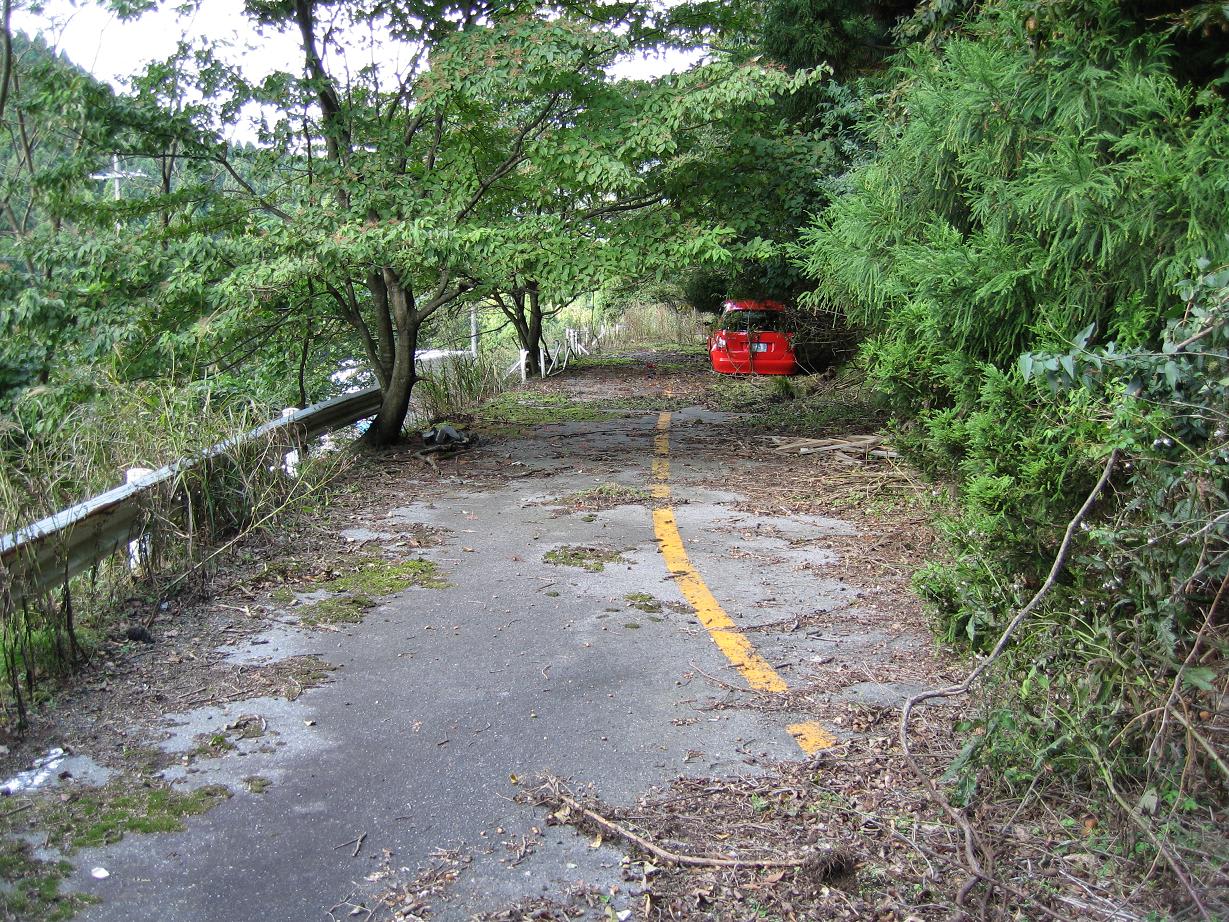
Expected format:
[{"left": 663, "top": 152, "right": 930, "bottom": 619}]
[{"left": 454, "top": 91, "right": 564, "bottom": 222}]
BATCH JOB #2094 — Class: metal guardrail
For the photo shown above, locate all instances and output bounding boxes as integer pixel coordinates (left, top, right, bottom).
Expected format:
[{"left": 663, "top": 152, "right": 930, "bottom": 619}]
[{"left": 0, "top": 386, "right": 383, "bottom": 603}]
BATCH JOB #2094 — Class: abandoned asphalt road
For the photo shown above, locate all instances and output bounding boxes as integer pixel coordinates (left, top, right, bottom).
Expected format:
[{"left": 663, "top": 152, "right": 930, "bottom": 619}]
[{"left": 59, "top": 396, "right": 932, "bottom": 921}]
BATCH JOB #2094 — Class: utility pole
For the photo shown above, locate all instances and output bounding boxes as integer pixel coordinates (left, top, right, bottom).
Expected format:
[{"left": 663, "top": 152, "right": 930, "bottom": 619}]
[{"left": 90, "top": 154, "right": 145, "bottom": 231}]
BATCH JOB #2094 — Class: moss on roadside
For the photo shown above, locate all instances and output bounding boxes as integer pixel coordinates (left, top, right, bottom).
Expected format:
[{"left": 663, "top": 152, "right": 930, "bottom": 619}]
[
  {"left": 1, "top": 781, "right": 231, "bottom": 856},
  {"left": 605, "top": 394, "right": 695, "bottom": 413},
  {"left": 190, "top": 732, "right": 237, "bottom": 760},
  {"left": 242, "top": 776, "right": 271, "bottom": 794},
  {"left": 280, "top": 657, "right": 335, "bottom": 699},
  {"left": 564, "top": 483, "right": 652, "bottom": 509},
  {"left": 475, "top": 393, "right": 619, "bottom": 433},
  {"left": 119, "top": 745, "right": 174, "bottom": 775},
  {"left": 39, "top": 783, "right": 230, "bottom": 852},
  {"left": 296, "top": 557, "right": 449, "bottom": 628},
  {"left": 297, "top": 594, "right": 375, "bottom": 627},
  {"left": 543, "top": 546, "right": 628, "bottom": 573},
  {"left": 188, "top": 715, "right": 270, "bottom": 761},
  {"left": 625, "top": 592, "right": 663, "bottom": 613},
  {"left": 325, "top": 557, "right": 450, "bottom": 594},
  {"left": 0, "top": 778, "right": 230, "bottom": 920},
  {"left": 0, "top": 838, "right": 95, "bottom": 922}
]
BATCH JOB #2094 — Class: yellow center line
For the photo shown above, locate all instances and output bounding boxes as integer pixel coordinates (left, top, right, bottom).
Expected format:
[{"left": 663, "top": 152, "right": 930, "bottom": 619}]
[{"left": 650, "top": 411, "right": 834, "bottom": 755}]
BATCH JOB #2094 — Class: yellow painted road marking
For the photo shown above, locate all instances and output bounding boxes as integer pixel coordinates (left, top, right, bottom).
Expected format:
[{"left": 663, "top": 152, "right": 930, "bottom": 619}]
[
  {"left": 786, "top": 721, "right": 835, "bottom": 755},
  {"left": 650, "top": 411, "right": 834, "bottom": 754}
]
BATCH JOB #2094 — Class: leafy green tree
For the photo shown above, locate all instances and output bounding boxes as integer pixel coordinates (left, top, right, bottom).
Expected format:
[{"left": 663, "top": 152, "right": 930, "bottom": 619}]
[
  {"left": 796, "top": 0, "right": 1229, "bottom": 643},
  {"left": 112, "top": 1, "right": 815, "bottom": 445},
  {"left": 661, "top": 0, "right": 910, "bottom": 312},
  {"left": 0, "top": 31, "right": 118, "bottom": 406},
  {"left": 0, "top": 29, "right": 258, "bottom": 427}
]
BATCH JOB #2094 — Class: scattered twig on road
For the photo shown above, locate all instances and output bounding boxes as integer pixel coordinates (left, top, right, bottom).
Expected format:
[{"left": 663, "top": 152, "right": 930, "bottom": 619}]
[
  {"left": 325, "top": 896, "right": 372, "bottom": 922},
  {"left": 534, "top": 775, "right": 853, "bottom": 875},
  {"left": 687, "top": 660, "right": 744, "bottom": 693},
  {"left": 333, "top": 832, "right": 367, "bottom": 857},
  {"left": 1, "top": 802, "right": 33, "bottom": 819},
  {"left": 765, "top": 434, "right": 897, "bottom": 458},
  {"left": 511, "top": 833, "right": 530, "bottom": 866},
  {"left": 413, "top": 449, "right": 440, "bottom": 473}
]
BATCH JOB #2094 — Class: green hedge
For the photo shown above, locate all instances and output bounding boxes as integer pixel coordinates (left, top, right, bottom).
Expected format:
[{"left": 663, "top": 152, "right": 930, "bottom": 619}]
[{"left": 795, "top": 0, "right": 1228, "bottom": 886}]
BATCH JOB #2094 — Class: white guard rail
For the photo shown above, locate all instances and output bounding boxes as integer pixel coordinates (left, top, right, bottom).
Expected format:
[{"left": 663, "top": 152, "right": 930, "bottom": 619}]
[{"left": 0, "top": 386, "right": 383, "bottom": 603}]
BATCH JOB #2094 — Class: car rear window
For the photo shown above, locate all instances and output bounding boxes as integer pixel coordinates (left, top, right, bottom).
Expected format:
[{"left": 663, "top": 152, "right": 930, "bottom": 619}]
[{"left": 717, "top": 310, "right": 788, "bottom": 332}]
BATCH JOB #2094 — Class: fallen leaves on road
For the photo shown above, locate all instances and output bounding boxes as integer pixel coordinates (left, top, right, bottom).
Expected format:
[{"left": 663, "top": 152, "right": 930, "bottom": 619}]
[{"left": 519, "top": 737, "right": 953, "bottom": 921}]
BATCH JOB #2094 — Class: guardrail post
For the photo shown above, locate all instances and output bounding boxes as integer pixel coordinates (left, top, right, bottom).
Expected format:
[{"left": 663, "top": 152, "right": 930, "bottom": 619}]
[
  {"left": 470, "top": 305, "right": 479, "bottom": 358},
  {"left": 280, "top": 408, "right": 301, "bottom": 477},
  {"left": 519, "top": 349, "right": 528, "bottom": 383},
  {"left": 125, "top": 467, "right": 153, "bottom": 574}
]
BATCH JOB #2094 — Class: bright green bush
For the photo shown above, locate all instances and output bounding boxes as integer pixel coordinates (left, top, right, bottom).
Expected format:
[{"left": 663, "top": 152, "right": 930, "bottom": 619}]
[
  {"left": 797, "top": 0, "right": 1227, "bottom": 904},
  {"left": 798, "top": 0, "right": 1228, "bottom": 641},
  {"left": 801, "top": 0, "right": 1229, "bottom": 364}
]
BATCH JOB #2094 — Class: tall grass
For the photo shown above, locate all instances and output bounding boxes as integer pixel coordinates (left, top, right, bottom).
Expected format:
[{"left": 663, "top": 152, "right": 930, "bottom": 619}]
[
  {"left": 0, "top": 378, "right": 348, "bottom": 730},
  {"left": 603, "top": 302, "right": 707, "bottom": 350},
  {"left": 413, "top": 352, "right": 508, "bottom": 423}
]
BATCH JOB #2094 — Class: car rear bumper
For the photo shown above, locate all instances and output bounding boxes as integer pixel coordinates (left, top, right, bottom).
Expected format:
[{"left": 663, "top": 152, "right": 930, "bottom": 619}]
[{"left": 709, "top": 351, "right": 798, "bottom": 375}]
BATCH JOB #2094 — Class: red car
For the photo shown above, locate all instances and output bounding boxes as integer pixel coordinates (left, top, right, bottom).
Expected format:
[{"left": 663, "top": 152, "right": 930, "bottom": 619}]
[{"left": 708, "top": 299, "right": 799, "bottom": 375}]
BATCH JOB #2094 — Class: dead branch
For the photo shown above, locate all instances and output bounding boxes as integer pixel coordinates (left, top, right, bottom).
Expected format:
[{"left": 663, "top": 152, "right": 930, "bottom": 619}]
[
  {"left": 1167, "top": 706, "right": 1229, "bottom": 782},
  {"left": 536, "top": 776, "right": 853, "bottom": 875},
  {"left": 412, "top": 449, "right": 440, "bottom": 473}
]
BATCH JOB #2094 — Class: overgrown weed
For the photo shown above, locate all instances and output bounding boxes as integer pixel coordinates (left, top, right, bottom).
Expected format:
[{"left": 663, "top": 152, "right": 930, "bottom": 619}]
[
  {"left": 474, "top": 392, "right": 619, "bottom": 432},
  {"left": 0, "top": 377, "right": 350, "bottom": 731},
  {"left": 599, "top": 302, "right": 707, "bottom": 351},
  {"left": 712, "top": 373, "right": 887, "bottom": 435},
  {"left": 414, "top": 353, "right": 505, "bottom": 423}
]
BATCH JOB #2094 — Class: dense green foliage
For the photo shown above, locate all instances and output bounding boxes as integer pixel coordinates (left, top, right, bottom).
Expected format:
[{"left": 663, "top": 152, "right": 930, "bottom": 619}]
[
  {"left": 796, "top": 0, "right": 1227, "bottom": 905},
  {"left": 669, "top": 0, "right": 907, "bottom": 308},
  {"left": 1, "top": 0, "right": 1225, "bottom": 909}
]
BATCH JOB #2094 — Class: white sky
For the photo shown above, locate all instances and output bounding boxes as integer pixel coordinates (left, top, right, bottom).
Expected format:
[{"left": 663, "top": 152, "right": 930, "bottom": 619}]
[
  {"left": 15, "top": 0, "right": 299, "bottom": 86},
  {"left": 13, "top": 1, "right": 703, "bottom": 101}
]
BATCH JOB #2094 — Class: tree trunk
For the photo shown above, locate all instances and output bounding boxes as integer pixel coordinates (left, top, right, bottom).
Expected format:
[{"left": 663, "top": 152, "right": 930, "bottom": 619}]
[
  {"left": 493, "top": 288, "right": 538, "bottom": 376},
  {"left": 364, "top": 320, "right": 418, "bottom": 447},
  {"left": 526, "top": 281, "right": 544, "bottom": 375},
  {"left": 363, "top": 272, "right": 419, "bottom": 447},
  {"left": 498, "top": 282, "right": 546, "bottom": 376}
]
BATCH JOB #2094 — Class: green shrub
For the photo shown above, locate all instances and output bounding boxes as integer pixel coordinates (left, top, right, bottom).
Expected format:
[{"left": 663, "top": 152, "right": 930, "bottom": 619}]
[{"left": 796, "top": 0, "right": 1228, "bottom": 905}]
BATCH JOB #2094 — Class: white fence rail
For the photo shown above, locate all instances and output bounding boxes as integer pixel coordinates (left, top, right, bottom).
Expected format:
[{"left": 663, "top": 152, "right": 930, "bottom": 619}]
[
  {"left": 504, "top": 326, "right": 606, "bottom": 381},
  {"left": 0, "top": 386, "right": 383, "bottom": 604}
]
